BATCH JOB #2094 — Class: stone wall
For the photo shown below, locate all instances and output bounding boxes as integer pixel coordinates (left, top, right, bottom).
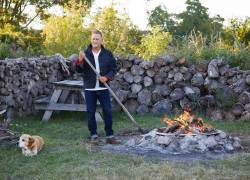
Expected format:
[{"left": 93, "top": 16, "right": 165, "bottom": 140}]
[
  {"left": 112, "top": 55, "right": 250, "bottom": 120},
  {"left": 1, "top": 54, "right": 250, "bottom": 120}
]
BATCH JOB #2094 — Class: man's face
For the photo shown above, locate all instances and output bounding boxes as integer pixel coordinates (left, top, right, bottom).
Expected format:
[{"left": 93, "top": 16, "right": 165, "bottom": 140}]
[{"left": 91, "top": 33, "right": 103, "bottom": 49}]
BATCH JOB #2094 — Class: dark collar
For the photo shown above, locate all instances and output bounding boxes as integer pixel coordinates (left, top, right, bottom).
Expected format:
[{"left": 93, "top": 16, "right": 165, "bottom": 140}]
[{"left": 86, "top": 44, "right": 104, "bottom": 53}]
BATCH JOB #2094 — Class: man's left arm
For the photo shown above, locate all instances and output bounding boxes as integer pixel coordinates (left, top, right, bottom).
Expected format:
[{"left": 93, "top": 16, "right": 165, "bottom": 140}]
[{"left": 104, "top": 52, "right": 117, "bottom": 82}]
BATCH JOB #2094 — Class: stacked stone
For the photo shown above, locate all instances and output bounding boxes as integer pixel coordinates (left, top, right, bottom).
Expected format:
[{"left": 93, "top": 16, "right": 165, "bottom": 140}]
[
  {"left": 111, "top": 55, "right": 250, "bottom": 120},
  {"left": 1, "top": 53, "right": 250, "bottom": 120}
]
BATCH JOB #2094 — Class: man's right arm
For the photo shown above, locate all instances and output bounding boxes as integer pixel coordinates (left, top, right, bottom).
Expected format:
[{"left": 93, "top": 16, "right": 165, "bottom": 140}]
[{"left": 75, "top": 50, "right": 85, "bottom": 73}]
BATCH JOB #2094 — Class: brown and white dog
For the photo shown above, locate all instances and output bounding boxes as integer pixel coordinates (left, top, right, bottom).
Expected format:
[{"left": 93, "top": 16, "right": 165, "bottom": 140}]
[{"left": 19, "top": 134, "right": 44, "bottom": 156}]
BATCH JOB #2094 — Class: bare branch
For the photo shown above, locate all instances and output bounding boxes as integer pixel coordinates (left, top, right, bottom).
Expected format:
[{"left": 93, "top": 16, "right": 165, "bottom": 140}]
[{"left": 24, "top": 12, "right": 40, "bottom": 28}]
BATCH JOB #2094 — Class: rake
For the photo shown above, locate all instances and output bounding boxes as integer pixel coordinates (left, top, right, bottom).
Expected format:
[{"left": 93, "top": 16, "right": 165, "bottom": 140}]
[{"left": 81, "top": 53, "right": 145, "bottom": 133}]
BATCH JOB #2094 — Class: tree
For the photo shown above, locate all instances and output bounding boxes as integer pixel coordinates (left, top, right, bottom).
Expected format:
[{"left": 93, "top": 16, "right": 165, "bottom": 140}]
[
  {"left": 89, "top": 6, "right": 141, "bottom": 55},
  {"left": 134, "top": 26, "right": 172, "bottom": 60},
  {"left": 42, "top": 1, "right": 90, "bottom": 57},
  {"left": 210, "top": 15, "right": 224, "bottom": 34},
  {"left": 176, "top": 0, "right": 210, "bottom": 36},
  {"left": 148, "top": 5, "right": 176, "bottom": 32},
  {"left": 0, "top": 0, "right": 92, "bottom": 29}
]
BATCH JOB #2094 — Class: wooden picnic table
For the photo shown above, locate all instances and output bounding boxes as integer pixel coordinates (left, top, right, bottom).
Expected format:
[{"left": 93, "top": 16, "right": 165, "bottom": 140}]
[{"left": 35, "top": 80, "right": 103, "bottom": 122}]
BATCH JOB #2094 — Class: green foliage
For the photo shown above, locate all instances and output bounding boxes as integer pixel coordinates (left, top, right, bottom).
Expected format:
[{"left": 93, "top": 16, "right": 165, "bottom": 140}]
[
  {"left": 42, "top": 2, "right": 90, "bottom": 57},
  {"left": 148, "top": 0, "right": 224, "bottom": 37},
  {"left": 134, "top": 26, "right": 172, "bottom": 60},
  {"left": 223, "top": 18, "right": 250, "bottom": 46},
  {"left": 0, "top": 0, "right": 91, "bottom": 29},
  {"left": 148, "top": 5, "right": 176, "bottom": 32},
  {"left": 177, "top": 0, "right": 211, "bottom": 36},
  {"left": 0, "top": 41, "right": 41, "bottom": 59},
  {"left": 89, "top": 6, "right": 141, "bottom": 55},
  {"left": 167, "top": 29, "right": 250, "bottom": 68},
  {"left": 0, "top": 24, "right": 43, "bottom": 59}
]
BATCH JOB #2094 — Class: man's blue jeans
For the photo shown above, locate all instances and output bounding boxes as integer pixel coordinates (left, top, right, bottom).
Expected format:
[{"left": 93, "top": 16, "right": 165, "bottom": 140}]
[{"left": 85, "top": 89, "right": 113, "bottom": 136}]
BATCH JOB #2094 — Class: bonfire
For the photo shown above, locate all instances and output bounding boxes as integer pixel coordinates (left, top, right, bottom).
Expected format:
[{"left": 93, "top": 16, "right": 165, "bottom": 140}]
[{"left": 158, "top": 110, "right": 217, "bottom": 135}]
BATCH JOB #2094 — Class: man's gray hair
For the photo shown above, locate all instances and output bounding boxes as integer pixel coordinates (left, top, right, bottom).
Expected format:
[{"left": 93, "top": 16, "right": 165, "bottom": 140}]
[{"left": 92, "top": 29, "right": 102, "bottom": 37}]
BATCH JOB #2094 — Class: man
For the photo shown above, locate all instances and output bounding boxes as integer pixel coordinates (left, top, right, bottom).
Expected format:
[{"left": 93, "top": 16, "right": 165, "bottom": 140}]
[{"left": 75, "top": 29, "right": 119, "bottom": 144}]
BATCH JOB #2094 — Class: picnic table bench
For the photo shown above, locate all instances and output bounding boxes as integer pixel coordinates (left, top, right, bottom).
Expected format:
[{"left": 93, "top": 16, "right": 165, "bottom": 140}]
[{"left": 35, "top": 80, "right": 103, "bottom": 122}]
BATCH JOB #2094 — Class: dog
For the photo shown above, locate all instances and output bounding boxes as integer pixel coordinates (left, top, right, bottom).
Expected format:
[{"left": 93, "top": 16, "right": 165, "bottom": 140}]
[{"left": 19, "top": 134, "right": 44, "bottom": 156}]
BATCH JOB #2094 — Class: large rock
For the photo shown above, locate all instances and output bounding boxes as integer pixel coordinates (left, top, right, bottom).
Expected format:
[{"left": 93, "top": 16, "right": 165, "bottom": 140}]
[
  {"left": 109, "top": 81, "right": 120, "bottom": 91},
  {"left": 219, "top": 64, "right": 230, "bottom": 76},
  {"left": 122, "top": 60, "right": 133, "bottom": 68},
  {"left": 160, "top": 55, "right": 178, "bottom": 64},
  {"left": 232, "top": 103, "right": 244, "bottom": 117},
  {"left": 204, "top": 78, "right": 224, "bottom": 92},
  {"left": 151, "top": 92, "right": 163, "bottom": 104},
  {"left": 246, "top": 75, "right": 250, "bottom": 85},
  {"left": 208, "top": 60, "right": 220, "bottom": 78},
  {"left": 153, "top": 85, "right": 171, "bottom": 96},
  {"left": 183, "top": 71, "right": 193, "bottom": 81},
  {"left": 136, "top": 105, "right": 149, "bottom": 114},
  {"left": 199, "top": 95, "right": 216, "bottom": 107},
  {"left": 144, "top": 76, "right": 153, "bottom": 87},
  {"left": 154, "top": 75, "right": 163, "bottom": 84},
  {"left": 209, "top": 109, "right": 224, "bottom": 120},
  {"left": 183, "top": 86, "right": 200, "bottom": 100},
  {"left": 139, "top": 61, "right": 154, "bottom": 69},
  {"left": 152, "top": 99, "right": 172, "bottom": 114},
  {"left": 133, "top": 75, "right": 143, "bottom": 83},
  {"left": 191, "top": 73, "right": 204, "bottom": 87},
  {"left": 131, "top": 65, "right": 144, "bottom": 75},
  {"left": 146, "top": 69, "right": 155, "bottom": 77},
  {"left": 174, "top": 72, "right": 184, "bottom": 82},
  {"left": 131, "top": 84, "right": 142, "bottom": 94},
  {"left": 244, "top": 103, "right": 250, "bottom": 112},
  {"left": 168, "top": 70, "right": 175, "bottom": 79},
  {"left": 125, "top": 99, "right": 139, "bottom": 113},
  {"left": 138, "top": 89, "right": 152, "bottom": 105},
  {"left": 231, "top": 79, "right": 246, "bottom": 94},
  {"left": 239, "top": 91, "right": 250, "bottom": 105},
  {"left": 123, "top": 72, "right": 134, "bottom": 83},
  {"left": 195, "top": 60, "right": 208, "bottom": 72},
  {"left": 115, "top": 90, "right": 129, "bottom": 103},
  {"left": 170, "top": 88, "right": 184, "bottom": 101}
]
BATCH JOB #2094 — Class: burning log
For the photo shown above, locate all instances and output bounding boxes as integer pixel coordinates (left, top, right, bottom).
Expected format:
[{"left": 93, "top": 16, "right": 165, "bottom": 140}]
[
  {"left": 160, "top": 111, "right": 215, "bottom": 135},
  {"left": 163, "top": 122, "right": 179, "bottom": 133}
]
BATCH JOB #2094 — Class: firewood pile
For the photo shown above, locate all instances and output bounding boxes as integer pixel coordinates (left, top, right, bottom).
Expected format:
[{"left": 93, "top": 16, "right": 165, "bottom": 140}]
[
  {"left": 0, "top": 109, "right": 18, "bottom": 146},
  {"left": 0, "top": 126, "right": 18, "bottom": 146},
  {"left": 0, "top": 54, "right": 70, "bottom": 117}
]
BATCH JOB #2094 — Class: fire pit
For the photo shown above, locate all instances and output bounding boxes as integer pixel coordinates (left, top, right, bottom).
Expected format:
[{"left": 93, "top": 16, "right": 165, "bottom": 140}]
[{"left": 100, "top": 111, "right": 243, "bottom": 159}]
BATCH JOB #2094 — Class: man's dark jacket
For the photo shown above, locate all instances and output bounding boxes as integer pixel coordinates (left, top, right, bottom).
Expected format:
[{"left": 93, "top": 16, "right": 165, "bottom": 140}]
[{"left": 76, "top": 44, "right": 117, "bottom": 89}]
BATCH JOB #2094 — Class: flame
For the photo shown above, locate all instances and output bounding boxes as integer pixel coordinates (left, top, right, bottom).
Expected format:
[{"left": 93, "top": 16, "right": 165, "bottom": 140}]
[{"left": 161, "top": 111, "right": 213, "bottom": 134}]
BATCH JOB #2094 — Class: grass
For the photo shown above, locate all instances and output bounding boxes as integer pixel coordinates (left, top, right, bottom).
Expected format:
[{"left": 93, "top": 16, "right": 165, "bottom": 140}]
[{"left": 1, "top": 112, "right": 250, "bottom": 180}]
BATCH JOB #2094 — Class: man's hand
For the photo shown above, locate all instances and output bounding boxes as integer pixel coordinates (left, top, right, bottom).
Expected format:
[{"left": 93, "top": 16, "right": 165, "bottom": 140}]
[
  {"left": 78, "top": 51, "right": 85, "bottom": 63},
  {"left": 99, "top": 76, "right": 108, "bottom": 83}
]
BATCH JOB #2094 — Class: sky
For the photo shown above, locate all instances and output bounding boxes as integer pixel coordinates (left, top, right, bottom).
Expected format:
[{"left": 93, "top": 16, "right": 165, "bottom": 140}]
[
  {"left": 27, "top": 0, "right": 250, "bottom": 30},
  {"left": 91, "top": 0, "right": 250, "bottom": 30}
]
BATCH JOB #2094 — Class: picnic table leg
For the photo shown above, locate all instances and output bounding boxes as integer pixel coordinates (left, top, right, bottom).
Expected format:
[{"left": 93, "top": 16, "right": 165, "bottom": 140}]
[
  {"left": 42, "top": 89, "right": 62, "bottom": 122},
  {"left": 80, "top": 91, "right": 103, "bottom": 122},
  {"left": 59, "top": 90, "right": 70, "bottom": 103}
]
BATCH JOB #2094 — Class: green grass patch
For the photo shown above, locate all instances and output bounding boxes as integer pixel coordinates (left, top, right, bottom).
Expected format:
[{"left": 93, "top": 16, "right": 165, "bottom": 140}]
[{"left": 1, "top": 112, "right": 250, "bottom": 179}]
